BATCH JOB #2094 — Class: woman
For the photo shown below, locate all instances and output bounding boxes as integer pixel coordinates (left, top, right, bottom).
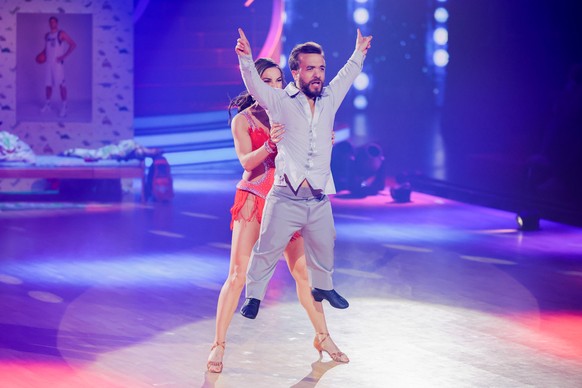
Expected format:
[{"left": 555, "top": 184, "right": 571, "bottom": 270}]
[{"left": 207, "top": 58, "right": 348, "bottom": 373}]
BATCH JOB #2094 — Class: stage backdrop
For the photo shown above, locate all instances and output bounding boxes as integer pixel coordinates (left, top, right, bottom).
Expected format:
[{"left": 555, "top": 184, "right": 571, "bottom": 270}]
[
  {"left": 439, "top": 0, "right": 582, "bottom": 223},
  {"left": 0, "top": 0, "right": 133, "bottom": 155}
]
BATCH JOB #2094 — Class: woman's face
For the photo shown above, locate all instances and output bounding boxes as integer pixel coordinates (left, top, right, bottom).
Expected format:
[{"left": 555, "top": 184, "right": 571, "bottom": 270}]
[{"left": 260, "top": 67, "right": 283, "bottom": 89}]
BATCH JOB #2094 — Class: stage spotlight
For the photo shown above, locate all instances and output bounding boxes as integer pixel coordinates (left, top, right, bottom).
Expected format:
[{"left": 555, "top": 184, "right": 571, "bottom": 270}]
[
  {"left": 516, "top": 211, "right": 540, "bottom": 231},
  {"left": 390, "top": 183, "right": 412, "bottom": 203},
  {"left": 353, "top": 95, "right": 368, "bottom": 109},
  {"left": 352, "top": 143, "right": 386, "bottom": 196},
  {"left": 434, "top": 7, "right": 449, "bottom": 23},
  {"left": 433, "top": 27, "right": 448, "bottom": 45},
  {"left": 353, "top": 8, "right": 369, "bottom": 25},
  {"left": 331, "top": 142, "right": 385, "bottom": 197},
  {"left": 433, "top": 49, "right": 449, "bottom": 67},
  {"left": 354, "top": 72, "right": 370, "bottom": 91},
  {"left": 390, "top": 171, "right": 414, "bottom": 203},
  {"left": 355, "top": 143, "right": 384, "bottom": 176}
]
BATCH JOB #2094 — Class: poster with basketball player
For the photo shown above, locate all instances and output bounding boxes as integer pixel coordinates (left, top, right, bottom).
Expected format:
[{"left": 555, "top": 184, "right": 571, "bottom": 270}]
[{"left": 16, "top": 13, "right": 92, "bottom": 123}]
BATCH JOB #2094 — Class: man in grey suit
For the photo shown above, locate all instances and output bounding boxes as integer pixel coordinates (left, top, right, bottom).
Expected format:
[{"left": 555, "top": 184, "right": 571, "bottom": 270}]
[{"left": 235, "top": 28, "right": 373, "bottom": 318}]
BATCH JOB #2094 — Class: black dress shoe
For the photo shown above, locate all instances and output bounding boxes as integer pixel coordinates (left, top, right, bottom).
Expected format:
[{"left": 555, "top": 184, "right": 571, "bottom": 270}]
[
  {"left": 311, "top": 288, "right": 349, "bottom": 309},
  {"left": 240, "top": 298, "right": 261, "bottom": 319}
]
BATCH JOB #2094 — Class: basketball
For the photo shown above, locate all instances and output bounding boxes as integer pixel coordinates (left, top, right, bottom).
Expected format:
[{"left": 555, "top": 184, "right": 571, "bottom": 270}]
[{"left": 35, "top": 51, "right": 46, "bottom": 64}]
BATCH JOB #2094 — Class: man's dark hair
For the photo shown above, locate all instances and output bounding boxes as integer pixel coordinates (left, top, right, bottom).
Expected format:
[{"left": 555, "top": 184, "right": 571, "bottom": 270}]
[
  {"left": 288, "top": 42, "right": 324, "bottom": 71},
  {"left": 49, "top": 16, "right": 58, "bottom": 23}
]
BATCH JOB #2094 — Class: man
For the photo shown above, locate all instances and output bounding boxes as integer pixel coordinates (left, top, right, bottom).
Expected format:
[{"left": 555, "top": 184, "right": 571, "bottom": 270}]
[
  {"left": 40, "top": 16, "right": 76, "bottom": 118},
  {"left": 235, "top": 28, "right": 373, "bottom": 318}
]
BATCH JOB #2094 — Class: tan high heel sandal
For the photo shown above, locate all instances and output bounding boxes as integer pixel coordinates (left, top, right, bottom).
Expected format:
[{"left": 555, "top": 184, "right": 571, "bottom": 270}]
[
  {"left": 313, "top": 333, "right": 349, "bottom": 363},
  {"left": 207, "top": 341, "right": 226, "bottom": 373}
]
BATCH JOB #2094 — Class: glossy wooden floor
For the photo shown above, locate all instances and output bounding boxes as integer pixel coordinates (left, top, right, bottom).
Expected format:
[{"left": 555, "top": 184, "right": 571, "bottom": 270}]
[{"left": 1, "top": 167, "right": 582, "bottom": 388}]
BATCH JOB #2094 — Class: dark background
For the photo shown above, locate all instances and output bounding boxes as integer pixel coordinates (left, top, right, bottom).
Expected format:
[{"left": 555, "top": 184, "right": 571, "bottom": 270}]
[
  {"left": 441, "top": 0, "right": 582, "bottom": 223},
  {"left": 134, "top": 0, "right": 582, "bottom": 225}
]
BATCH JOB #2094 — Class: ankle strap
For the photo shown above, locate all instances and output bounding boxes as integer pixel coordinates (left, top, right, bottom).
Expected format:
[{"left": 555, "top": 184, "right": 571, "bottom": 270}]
[
  {"left": 315, "top": 332, "right": 330, "bottom": 345},
  {"left": 211, "top": 341, "right": 226, "bottom": 350}
]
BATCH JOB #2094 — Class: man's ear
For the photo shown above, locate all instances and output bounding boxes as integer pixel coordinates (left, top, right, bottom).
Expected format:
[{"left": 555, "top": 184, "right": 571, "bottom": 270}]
[{"left": 291, "top": 69, "right": 299, "bottom": 81}]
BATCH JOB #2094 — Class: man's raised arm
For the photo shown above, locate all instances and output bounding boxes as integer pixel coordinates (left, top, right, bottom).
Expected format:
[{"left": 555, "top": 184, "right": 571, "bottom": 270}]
[
  {"left": 235, "top": 28, "right": 280, "bottom": 115},
  {"left": 327, "top": 28, "right": 373, "bottom": 109}
]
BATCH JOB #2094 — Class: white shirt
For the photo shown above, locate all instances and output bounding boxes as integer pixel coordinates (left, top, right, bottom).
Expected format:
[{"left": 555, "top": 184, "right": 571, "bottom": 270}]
[
  {"left": 45, "top": 31, "right": 64, "bottom": 62},
  {"left": 238, "top": 50, "right": 365, "bottom": 194}
]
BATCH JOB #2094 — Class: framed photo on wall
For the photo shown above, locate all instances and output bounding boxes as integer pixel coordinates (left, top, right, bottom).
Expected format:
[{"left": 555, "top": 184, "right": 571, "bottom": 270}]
[{"left": 16, "top": 13, "right": 93, "bottom": 123}]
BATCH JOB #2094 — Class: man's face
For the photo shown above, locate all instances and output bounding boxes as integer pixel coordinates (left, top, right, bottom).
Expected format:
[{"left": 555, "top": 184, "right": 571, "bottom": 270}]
[
  {"left": 49, "top": 18, "right": 58, "bottom": 31},
  {"left": 292, "top": 53, "right": 326, "bottom": 99}
]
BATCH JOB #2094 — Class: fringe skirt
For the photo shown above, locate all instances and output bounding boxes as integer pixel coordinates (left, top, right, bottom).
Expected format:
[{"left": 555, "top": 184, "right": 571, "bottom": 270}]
[{"left": 230, "top": 189, "right": 300, "bottom": 242}]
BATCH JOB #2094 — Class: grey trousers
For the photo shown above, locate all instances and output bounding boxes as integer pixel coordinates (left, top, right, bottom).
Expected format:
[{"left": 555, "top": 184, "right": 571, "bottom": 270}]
[{"left": 245, "top": 183, "right": 336, "bottom": 300}]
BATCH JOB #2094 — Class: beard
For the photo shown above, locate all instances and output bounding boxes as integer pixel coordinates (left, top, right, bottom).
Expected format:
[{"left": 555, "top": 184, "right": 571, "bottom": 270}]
[{"left": 299, "top": 78, "right": 323, "bottom": 99}]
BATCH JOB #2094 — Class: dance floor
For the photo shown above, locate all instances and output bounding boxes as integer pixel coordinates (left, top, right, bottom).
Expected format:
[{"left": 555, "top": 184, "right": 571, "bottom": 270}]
[{"left": 1, "top": 166, "right": 582, "bottom": 388}]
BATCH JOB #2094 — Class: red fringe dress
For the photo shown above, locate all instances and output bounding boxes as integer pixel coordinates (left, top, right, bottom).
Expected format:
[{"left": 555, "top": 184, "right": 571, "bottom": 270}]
[{"left": 229, "top": 111, "right": 300, "bottom": 241}]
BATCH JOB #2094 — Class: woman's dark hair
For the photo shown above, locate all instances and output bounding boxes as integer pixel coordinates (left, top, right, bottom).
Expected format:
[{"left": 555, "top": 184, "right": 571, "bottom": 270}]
[{"left": 227, "top": 58, "right": 284, "bottom": 124}]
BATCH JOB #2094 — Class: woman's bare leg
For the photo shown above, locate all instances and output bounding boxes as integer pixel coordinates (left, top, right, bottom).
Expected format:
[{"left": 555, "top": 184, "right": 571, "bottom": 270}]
[
  {"left": 284, "top": 237, "right": 348, "bottom": 362},
  {"left": 208, "top": 195, "right": 260, "bottom": 371}
]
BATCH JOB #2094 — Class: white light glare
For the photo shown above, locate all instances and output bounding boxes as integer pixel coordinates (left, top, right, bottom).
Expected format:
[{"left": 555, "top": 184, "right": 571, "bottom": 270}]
[
  {"left": 353, "top": 72, "right": 370, "bottom": 91},
  {"left": 433, "top": 49, "right": 449, "bottom": 67},
  {"left": 433, "top": 27, "right": 448, "bottom": 45},
  {"left": 280, "top": 54, "right": 287, "bottom": 69},
  {"left": 354, "top": 95, "right": 368, "bottom": 109},
  {"left": 355, "top": 0, "right": 368, "bottom": 3},
  {"left": 434, "top": 7, "right": 449, "bottom": 23},
  {"left": 353, "top": 8, "right": 369, "bottom": 25}
]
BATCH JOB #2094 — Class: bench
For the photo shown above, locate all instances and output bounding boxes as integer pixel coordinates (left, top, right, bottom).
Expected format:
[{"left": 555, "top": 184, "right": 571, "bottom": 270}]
[{"left": 0, "top": 156, "right": 146, "bottom": 201}]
